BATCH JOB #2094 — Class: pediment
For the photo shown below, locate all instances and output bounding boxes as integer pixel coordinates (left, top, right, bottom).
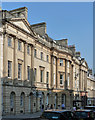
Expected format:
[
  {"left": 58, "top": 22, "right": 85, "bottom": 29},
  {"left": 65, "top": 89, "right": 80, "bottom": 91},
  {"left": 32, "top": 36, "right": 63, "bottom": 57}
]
[{"left": 9, "top": 18, "right": 33, "bottom": 34}]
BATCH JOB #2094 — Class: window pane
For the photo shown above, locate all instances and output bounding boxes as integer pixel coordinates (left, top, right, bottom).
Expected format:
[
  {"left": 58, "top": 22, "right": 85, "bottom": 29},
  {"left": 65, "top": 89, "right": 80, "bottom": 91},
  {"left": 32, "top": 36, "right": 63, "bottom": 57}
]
[
  {"left": 8, "top": 61, "right": 11, "bottom": 77},
  {"left": 18, "top": 41, "right": 21, "bottom": 51},
  {"left": 34, "top": 49, "right": 37, "bottom": 57},
  {"left": 34, "top": 68, "right": 37, "bottom": 81},
  {"left": 18, "top": 63, "right": 22, "bottom": 80},
  {"left": 27, "top": 45, "right": 30, "bottom": 54},
  {"left": 27, "top": 66, "right": 30, "bottom": 80},
  {"left": 60, "top": 59, "right": 63, "bottom": 66},
  {"left": 40, "top": 70, "right": 43, "bottom": 82},
  {"left": 47, "top": 55, "right": 49, "bottom": 62},
  {"left": 8, "top": 37, "right": 12, "bottom": 47}
]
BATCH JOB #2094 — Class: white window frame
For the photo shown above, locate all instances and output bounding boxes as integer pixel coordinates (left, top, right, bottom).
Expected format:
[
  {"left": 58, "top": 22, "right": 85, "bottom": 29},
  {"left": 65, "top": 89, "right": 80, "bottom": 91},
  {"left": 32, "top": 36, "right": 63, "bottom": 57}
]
[
  {"left": 18, "top": 63, "right": 22, "bottom": 80},
  {"left": 8, "top": 61, "right": 12, "bottom": 78}
]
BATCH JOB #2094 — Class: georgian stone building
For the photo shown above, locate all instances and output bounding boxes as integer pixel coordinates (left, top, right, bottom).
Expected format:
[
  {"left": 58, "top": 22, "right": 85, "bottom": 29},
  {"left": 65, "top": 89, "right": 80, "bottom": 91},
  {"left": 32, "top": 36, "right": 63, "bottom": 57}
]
[
  {"left": 87, "top": 70, "right": 95, "bottom": 106},
  {"left": 0, "top": 7, "right": 88, "bottom": 117}
]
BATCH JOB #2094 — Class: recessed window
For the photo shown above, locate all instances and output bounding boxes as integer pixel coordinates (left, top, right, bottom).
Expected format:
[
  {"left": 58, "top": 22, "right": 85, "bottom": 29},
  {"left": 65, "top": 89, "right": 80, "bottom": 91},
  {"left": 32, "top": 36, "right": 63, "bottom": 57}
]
[
  {"left": 18, "top": 40, "right": 22, "bottom": 51},
  {"left": 47, "top": 55, "right": 49, "bottom": 62},
  {"left": 27, "top": 45, "right": 30, "bottom": 54},
  {"left": 46, "top": 72, "right": 49, "bottom": 83},
  {"left": 34, "top": 49, "right": 37, "bottom": 57},
  {"left": 40, "top": 70, "right": 43, "bottom": 82},
  {"left": 27, "top": 66, "right": 30, "bottom": 80},
  {"left": 41, "top": 52, "right": 43, "bottom": 60},
  {"left": 8, "top": 61, "right": 12, "bottom": 78},
  {"left": 18, "top": 63, "right": 22, "bottom": 80},
  {"left": 34, "top": 68, "right": 37, "bottom": 81},
  {"left": 8, "top": 37, "right": 12, "bottom": 47},
  {"left": 60, "top": 74, "right": 63, "bottom": 85},
  {"left": 60, "top": 59, "right": 63, "bottom": 66}
]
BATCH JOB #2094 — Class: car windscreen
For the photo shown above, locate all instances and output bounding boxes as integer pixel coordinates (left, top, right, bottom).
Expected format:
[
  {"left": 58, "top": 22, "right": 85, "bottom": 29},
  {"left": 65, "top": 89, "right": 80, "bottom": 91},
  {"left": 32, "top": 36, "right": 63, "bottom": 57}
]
[
  {"left": 75, "top": 112, "right": 88, "bottom": 118},
  {"left": 42, "top": 112, "right": 61, "bottom": 119}
]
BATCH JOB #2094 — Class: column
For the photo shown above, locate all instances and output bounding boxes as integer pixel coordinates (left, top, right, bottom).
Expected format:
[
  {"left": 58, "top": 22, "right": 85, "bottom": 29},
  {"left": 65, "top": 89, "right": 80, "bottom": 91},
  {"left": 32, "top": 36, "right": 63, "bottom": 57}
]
[
  {"left": 30, "top": 45, "right": 34, "bottom": 86},
  {"left": 51, "top": 55, "right": 54, "bottom": 88},
  {"left": 14, "top": 37, "right": 18, "bottom": 79},
  {"left": 56, "top": 57, "right": 58, "bottom": 89},
  {"left": 3, "top": 34, "right": 8, "bottom": 77},
  {"left": 24, "top": 43, "right": 27, "bottom": 80},
  {"left": 65, "top": 59, "right": 67, "bottom": 89}
]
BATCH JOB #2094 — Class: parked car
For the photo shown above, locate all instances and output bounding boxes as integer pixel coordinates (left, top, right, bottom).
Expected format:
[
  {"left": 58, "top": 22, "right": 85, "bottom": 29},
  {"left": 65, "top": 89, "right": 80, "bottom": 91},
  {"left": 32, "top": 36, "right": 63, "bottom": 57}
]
[
  {"left": 75, "top": 109, "right": 95, "bottom": 120},
  {"left": 39, "top": 109, "right": 77, "bottom": 120},
  {"left": 84, "top": 106, "right": 95, "bottom": 117}
]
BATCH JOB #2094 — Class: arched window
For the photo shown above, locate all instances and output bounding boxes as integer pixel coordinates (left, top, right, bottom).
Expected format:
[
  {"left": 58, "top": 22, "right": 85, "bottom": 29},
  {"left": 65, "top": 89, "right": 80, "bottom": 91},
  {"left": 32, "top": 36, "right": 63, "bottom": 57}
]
[
  {"left": 10, "top": 92, "right": 15, "bottom": 108},
  {"left": 20, "top": 92, "right": 25, "bottom": 107}
]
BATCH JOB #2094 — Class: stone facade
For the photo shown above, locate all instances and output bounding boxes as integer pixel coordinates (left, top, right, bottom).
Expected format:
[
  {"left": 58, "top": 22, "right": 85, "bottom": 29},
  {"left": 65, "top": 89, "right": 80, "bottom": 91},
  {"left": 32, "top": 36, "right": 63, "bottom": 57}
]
[
  {"left": 87, "top": 74, "right": 95, "bottom": 106},
  {"left": 0, "top": 7, "right": 89, "bottom": 117}
]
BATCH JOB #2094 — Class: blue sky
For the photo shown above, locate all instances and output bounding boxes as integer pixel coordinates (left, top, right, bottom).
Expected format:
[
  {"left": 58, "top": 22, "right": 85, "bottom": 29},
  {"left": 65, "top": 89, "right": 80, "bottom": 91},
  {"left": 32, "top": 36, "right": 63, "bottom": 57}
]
[{"left": 2, "top": 2, "right": 93, "bottom": 69}]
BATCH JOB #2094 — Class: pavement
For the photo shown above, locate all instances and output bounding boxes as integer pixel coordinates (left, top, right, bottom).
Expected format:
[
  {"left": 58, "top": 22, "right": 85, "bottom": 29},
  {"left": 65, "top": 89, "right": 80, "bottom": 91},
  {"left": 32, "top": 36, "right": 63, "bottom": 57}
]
[{"left": 2, "top": 111, "right": 42, "bottom": 120}]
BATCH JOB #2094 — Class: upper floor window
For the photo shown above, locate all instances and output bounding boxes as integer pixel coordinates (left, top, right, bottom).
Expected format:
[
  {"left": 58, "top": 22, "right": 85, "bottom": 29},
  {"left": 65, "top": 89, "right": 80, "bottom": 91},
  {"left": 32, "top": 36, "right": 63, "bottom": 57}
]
[
  {"left": 60, "top": 74, "right": 63, "bottom": 85},
  {"left": 18, "top": 63, "right": 22, "bottom": 80},
  {"left": 18, "top": 40, "right": 22, "bottom": 51},
  {"left": 34, "top": 49, "right": 37, "bottom": 57},
  {"left": 27, "top": 66, "right": 30, "bottom": 80},
  {"left": 34, "top": 68, "right": 37, "bottom": 81},
  {"left": 8, "top": 37, "right": 12, "bottom": 47},
  {"left": 40, "top": 70, "right": 43, "bottom": 82},
  {"left": 41, "top": 52, "right": 43, "bottom": 60},
  {"left": 47, "top": 55, "right": 49, "bottom": 62},
  {"left": 46, "top": 72, "right": 49, "bottom": 83},
  {"left": 27, "top": 45, "right": 30, "bottom": 54},
  {"left": 60, "top": 59, "right": 63, "bottom": 66},
  {"left": 8, "top": 61, "right": 12, "bottom": 78}
]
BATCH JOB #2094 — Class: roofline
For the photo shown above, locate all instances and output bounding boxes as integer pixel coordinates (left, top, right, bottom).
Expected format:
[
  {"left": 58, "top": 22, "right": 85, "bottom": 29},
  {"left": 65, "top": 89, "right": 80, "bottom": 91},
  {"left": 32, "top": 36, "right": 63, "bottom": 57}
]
[
  {"left": 9, "top": 7, "right": 28, "bottom": 12},
  {"left": 31, "top": 22, "right": 46, "bottom": 27}
]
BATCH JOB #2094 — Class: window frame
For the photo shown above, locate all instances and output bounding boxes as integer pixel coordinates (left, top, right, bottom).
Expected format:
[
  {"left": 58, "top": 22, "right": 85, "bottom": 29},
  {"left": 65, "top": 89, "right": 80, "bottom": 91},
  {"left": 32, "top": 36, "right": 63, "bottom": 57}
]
[
  {"left": 8, "top": 61, "right": 12, "bottom": 78},
  {"left": 41, "top": 52, "right": 43, "bottom": 60},
  {"left": 8, "top": 37, "right": 12, "bottom": 47},
  {"left": 27, "top": 66, "right": 30, "bottom": 80},
  {"left": 18, "top": 40, "right": 22, "bottom": 51},
  {"left": 27, "top": 45, "right": 30, "bottom": 54},
  {"left": 60, "top": 59, "right": 63, "bottom": 66},
  {"left": 18, "top": 63, "right": 22, "bottom": 80},
  {"left": 34, "top": 49, "right": 37, "bottom": 57},
  {"left": 40, "top": 70, "right": 43, "bottom": 82},
  {"left": 60, "top": 74, "right": 63, "bottom": 85}
]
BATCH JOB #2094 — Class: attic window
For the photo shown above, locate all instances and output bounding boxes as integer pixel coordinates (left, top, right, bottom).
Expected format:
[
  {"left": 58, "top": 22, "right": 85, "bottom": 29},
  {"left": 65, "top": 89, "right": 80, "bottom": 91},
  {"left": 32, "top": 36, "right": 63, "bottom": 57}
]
[{"left": 17, "top": 12, "right": 20, "bottom": 17}]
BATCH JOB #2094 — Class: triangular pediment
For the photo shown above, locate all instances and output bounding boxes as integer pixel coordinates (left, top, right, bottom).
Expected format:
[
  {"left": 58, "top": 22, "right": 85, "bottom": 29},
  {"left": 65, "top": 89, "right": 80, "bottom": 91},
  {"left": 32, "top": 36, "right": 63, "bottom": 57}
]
[{"left": 9, "top": 18, "right": 34, "bottom": 35}]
